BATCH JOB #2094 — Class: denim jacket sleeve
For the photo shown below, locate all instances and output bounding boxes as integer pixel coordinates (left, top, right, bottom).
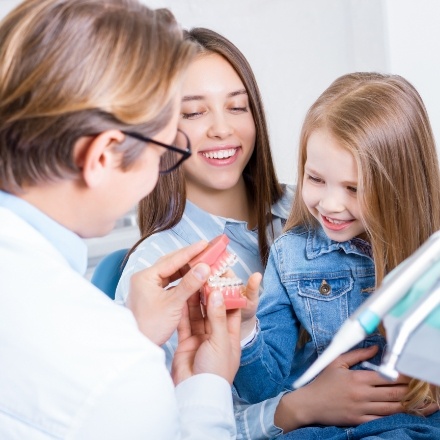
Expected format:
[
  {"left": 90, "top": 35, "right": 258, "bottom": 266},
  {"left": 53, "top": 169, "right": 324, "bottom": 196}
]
[{"left": 234, "top": 244, "right": 301, "bottom": 403}]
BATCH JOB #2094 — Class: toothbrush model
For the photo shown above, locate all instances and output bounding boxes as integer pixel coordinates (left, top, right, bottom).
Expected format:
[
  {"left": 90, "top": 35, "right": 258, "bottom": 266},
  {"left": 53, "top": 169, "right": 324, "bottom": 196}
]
[
  {"left": 293, "top": 230, "right": 440, "bottom": 389},
  {"left": 188, "top": 234, "right": 247, "bottom": 309}
]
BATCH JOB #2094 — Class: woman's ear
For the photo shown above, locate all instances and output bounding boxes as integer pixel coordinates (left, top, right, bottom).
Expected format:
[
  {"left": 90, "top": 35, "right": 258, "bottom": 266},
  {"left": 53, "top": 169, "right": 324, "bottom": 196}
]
[{"left": 73, "top": 130, "right": 125, "bottom": 188}]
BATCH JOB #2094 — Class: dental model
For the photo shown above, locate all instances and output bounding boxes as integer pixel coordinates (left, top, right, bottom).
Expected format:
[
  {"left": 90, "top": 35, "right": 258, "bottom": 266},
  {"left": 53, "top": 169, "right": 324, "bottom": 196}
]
[{"left": 188, "top": 234, "right": 247, "bottom": 309}]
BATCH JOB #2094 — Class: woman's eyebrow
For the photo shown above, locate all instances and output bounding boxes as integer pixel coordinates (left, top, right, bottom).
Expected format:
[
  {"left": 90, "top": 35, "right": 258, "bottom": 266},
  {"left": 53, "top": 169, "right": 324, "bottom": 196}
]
[
  {"left": 182, "top": 89, "right": 247, "bottom": 102},
  {"left": 228, "top": 89, "right": 247, "bottom": 98}
]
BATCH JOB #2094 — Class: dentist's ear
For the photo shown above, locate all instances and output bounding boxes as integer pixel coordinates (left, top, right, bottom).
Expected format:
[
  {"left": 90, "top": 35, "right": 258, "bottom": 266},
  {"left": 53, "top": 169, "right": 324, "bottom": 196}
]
[{"left": 73, "top": 130, "right": 125, "bottom": 188}]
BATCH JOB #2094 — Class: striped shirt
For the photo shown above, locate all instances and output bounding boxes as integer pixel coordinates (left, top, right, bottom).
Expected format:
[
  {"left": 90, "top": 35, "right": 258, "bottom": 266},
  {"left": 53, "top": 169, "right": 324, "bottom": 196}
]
[{"left": 116, "top": 184, "right": 294, "bottom": 439}]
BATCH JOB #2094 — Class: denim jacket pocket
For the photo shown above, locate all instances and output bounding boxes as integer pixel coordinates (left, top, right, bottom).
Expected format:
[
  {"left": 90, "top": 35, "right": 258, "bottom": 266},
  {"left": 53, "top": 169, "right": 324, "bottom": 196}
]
[{"left": 296, "top": 273, "right": 354, "bottom": 354}]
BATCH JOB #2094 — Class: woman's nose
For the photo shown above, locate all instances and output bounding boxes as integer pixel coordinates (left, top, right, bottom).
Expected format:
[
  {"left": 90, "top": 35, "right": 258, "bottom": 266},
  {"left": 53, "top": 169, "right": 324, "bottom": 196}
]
[{"left": 207, "top": 113, "right": 233, "bottom": 139}]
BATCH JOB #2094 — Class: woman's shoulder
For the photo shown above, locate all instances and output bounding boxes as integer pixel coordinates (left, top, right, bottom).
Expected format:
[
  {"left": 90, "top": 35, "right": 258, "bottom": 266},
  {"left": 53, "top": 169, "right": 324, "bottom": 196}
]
[
  {"left": 146, "top": 227, "right": 189, "bottom": 246},
  {"left": 129, "top": 229, "right": 187, "bottom": 265},
  {"left": 280, "top": 183, "right": 295, "bottom": 200},
  {"left": 271, "top": 183, "right": 295, "bottom": 221},
  {"left": 279, "top": 183, "right": 295, "bottom": 207}
]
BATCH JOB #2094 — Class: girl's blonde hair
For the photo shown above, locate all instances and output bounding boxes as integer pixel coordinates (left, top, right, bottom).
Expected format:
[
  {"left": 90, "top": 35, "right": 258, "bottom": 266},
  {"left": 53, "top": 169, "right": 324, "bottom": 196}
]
[
  {"left": 0, "top": 0, "right": 195, "bottom": 192},
  {"left": 286, "top": 72, "right": 440, "bottom": 414},
  {"left": 133, "top": 27, "right": 283, "bottom": 265}
]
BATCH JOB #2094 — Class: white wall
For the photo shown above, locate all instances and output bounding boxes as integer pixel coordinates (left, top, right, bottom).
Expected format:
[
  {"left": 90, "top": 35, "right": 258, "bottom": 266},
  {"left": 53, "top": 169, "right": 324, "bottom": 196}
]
[
  {"left": 2, "top": 0, "right": 438, "bottom": 183},
  {"left": 384, "top": 0, "right": 440, "bottom": 154}
]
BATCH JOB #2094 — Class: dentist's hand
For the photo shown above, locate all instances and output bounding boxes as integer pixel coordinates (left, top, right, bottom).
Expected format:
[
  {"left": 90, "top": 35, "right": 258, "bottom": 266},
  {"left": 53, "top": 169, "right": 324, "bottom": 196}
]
[
  {"left": 127, "top": 240, "right": 209, "bottom": 345},
  {"left": 172, "top": 287, "right": 242, "bottom": 385}
]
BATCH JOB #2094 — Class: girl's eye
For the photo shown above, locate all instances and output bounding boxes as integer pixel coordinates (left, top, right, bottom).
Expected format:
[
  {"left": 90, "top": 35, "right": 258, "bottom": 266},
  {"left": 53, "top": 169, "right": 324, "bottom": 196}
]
[
  {"left": 347, "top": 186, "right": 357, "bottom": 193},
  {"left": 181, "top": 111, "right": 203, "bottom": 120},
  {"left": 307, "top": 174, "right": 323, "bottom": 184}
]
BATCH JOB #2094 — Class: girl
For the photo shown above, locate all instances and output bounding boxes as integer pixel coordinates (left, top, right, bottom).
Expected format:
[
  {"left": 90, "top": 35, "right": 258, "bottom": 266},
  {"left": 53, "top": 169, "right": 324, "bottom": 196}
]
[{"left": 234, "top": 72, "right": 440, "bottom": 438}]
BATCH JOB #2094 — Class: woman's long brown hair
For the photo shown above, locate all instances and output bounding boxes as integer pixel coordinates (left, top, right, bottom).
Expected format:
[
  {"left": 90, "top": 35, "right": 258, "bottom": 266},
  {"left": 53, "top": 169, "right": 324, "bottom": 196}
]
[{"left": 131, "top": 27, "right": 283, "bottom": 266}]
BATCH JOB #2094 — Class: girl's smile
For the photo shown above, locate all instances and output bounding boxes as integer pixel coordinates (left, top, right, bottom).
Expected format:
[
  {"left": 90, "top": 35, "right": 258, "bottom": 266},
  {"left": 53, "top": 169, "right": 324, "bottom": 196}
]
[{"left": 321, "top": 214, "right": 355, "bottom": 231}]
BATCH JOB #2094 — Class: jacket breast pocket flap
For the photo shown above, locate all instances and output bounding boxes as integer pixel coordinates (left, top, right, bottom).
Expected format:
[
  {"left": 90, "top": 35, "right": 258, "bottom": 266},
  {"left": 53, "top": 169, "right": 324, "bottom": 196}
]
[{"left": 297, "top": 275, "right": 353, "bottom": 301}]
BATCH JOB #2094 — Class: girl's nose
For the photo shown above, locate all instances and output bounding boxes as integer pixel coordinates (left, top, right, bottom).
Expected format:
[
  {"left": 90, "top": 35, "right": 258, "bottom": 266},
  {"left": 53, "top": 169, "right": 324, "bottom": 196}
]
[{"left": 318, "top": 194, "right": 345, "bottom": 214}]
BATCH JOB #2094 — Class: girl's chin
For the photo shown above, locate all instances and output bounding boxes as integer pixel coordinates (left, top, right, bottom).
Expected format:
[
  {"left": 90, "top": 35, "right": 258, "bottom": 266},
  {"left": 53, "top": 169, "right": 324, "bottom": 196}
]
[{"left": 321, "top": 224, "right": 367, "bottom": 243}]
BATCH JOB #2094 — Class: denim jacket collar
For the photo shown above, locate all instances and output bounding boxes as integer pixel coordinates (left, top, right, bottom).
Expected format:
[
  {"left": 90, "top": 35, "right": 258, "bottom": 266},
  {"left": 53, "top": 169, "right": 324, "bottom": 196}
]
[{"left": 305, "top": 225, "right": 373, "bottom": 260}]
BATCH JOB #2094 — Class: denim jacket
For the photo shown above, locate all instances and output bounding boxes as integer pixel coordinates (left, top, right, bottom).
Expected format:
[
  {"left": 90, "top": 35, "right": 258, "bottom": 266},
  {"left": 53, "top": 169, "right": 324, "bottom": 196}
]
[{"left": 234, "top": 225, "right": 385, "bottom": 403}]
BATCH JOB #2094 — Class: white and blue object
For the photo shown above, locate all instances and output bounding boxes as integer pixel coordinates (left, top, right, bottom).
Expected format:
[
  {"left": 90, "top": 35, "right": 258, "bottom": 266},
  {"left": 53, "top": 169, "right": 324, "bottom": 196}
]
[
  {"left": 293, "top": 230, "right": 440, "bottom": 389},
  {"left": 379, "top": 269, "right": 440, "bottom": 385}
]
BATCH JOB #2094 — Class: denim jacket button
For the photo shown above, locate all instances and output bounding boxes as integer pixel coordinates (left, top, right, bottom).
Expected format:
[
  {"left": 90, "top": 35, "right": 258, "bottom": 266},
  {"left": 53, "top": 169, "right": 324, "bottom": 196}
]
[{"left": 319, "top": 280, "right": 331, "bottom": 295}]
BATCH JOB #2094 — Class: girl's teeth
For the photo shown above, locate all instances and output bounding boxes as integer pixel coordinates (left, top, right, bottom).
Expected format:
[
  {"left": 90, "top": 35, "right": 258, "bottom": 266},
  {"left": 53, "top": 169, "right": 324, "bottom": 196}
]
[
  {"left": 202, "top": 149, "right": 237, "bottom": 159},
  {"left": 326, "top": 217, "right": 345, "bottom": 225}
]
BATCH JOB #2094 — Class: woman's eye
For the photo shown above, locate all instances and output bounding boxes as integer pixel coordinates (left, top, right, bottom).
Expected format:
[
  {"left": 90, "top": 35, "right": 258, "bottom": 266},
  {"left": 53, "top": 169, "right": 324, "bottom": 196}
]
[
  {"left": 347, "top": 186, "right": 357, "bottom": 193},
  {"left": 181, "top": 111, "right": 203, "bottom": 120},
  {"left": 229, "top": 106, "right": 248, "bottom": 113}
]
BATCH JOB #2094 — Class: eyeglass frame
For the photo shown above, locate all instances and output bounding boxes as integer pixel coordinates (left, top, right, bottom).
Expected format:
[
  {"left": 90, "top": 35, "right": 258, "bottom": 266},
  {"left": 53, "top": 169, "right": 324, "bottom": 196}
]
[{"left": 121, "top": 128, "right": 191, "bottom": 174}]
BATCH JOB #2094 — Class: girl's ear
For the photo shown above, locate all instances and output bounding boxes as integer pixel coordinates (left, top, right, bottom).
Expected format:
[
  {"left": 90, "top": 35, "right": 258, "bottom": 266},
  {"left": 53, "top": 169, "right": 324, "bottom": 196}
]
[{"left": 73, "top": 130, "right": 125, "bottom": 188}]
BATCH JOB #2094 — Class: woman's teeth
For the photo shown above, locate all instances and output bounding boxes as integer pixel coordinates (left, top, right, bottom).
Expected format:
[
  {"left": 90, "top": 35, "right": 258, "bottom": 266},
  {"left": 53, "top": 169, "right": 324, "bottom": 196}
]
[{"left": 202, "top": 148, "right": 237, "bottom": 159}]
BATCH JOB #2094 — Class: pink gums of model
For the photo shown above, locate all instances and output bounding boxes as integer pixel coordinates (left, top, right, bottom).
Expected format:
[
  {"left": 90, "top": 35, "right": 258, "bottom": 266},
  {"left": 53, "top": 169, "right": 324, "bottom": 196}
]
[{"left": 188, "top": 234, "right": 247, "bottom": 309}]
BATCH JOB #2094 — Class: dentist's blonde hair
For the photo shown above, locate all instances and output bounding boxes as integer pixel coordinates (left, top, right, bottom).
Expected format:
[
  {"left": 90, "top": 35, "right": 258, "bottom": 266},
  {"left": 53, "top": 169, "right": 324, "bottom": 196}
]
[
  {"left": 286, "top": 72, "right": 440, "bottom": 414},
  {"left": 0, "top": 0, "right": 195, "bottom": 192}
]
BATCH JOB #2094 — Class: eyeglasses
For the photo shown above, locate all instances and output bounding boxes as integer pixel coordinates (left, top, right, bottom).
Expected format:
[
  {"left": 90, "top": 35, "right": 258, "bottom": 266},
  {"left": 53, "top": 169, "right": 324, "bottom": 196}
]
[{"left": 122, "top": 128, "right": 191, "bottom": 174}]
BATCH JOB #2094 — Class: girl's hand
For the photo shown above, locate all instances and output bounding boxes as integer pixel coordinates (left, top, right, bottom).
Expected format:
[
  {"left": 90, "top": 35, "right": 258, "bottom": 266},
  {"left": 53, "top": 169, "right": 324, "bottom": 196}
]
[
  {"left": 275, "top": 346, "right": 413, "bottom": 432},
  {"left": 220, "top": 269, "right": 261, "bottom": 340},
  {"left": 240, "top": 272, "right": 262, "bottom": 340}
]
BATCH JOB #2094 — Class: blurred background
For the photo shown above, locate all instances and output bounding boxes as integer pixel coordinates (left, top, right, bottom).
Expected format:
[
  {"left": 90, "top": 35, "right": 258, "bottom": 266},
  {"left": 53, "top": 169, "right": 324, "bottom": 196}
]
[{"left": 1, "top": 0, "right": 439, "bottom": 276}]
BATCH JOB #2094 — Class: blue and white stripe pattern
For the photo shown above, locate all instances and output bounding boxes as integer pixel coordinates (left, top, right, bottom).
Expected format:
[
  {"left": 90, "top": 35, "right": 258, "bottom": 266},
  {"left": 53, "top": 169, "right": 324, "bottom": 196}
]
[{"left": 116, "top": 184, "right": 293, "bottom": 305}]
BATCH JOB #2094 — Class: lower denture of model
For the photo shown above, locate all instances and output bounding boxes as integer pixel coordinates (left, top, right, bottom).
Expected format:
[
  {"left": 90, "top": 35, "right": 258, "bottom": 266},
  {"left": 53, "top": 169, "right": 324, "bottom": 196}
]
[{"left": 188, "top": 234, "right": 247, "bottom": 309}]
